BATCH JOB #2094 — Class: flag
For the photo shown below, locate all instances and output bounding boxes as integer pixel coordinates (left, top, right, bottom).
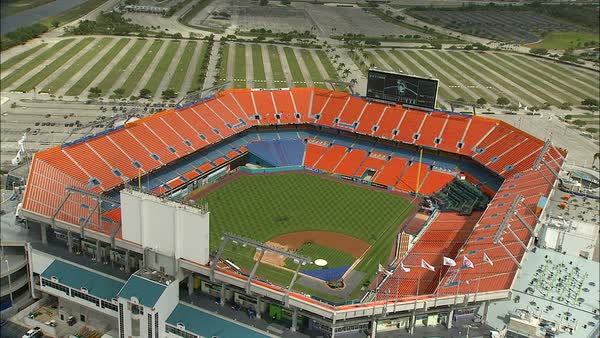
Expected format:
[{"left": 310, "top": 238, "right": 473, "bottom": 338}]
[
  {"left": 421, "top": 259, "right": 435, "bottom": 272},
  {"left": 483, "top": 252, "right": 494, "bottom": 266},
  {"left": 463, "top": 256, "right": 474, "bottom": 269},
  {"left": 401, "top": 261, "right": 411, "bottom": 272},
  {"left": 443, "top": 257, "right": 456, "bottom": 267}
]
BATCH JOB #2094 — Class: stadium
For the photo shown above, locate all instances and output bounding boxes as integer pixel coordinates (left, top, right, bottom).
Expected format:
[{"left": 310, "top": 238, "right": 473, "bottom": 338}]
[{"left": 18, "top": 81, "right": 565, "bottom": 337}]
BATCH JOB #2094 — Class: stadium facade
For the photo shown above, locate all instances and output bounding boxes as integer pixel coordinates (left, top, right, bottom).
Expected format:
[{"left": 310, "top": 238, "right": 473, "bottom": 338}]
[{"left": 17, "top": 87, "right": 565, "bottom": 337}]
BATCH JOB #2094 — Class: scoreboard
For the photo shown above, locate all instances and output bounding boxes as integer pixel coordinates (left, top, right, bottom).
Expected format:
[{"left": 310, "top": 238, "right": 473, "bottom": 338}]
[{"left": 366, "top": 69, "right": 438, "bottom": 110}]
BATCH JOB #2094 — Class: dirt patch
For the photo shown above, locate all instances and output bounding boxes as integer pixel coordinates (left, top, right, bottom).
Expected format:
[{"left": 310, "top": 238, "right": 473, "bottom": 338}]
[
  {"left": 269, "top": 231, "right": 370, "bottom": 258},
  {"left": 254, "top": 241, "right": 290, "bottom": 267}
]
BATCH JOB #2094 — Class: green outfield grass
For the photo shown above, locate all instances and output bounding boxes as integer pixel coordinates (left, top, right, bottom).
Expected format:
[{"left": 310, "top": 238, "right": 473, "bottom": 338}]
[
  {"left": 122, "top": 39, "right": 164, "bottom": 96},
  {"left": 0, "top": 43, "right": 46, "bottom": 71},
  {"left": 283, "top": 47, "right": 306, "bottom": 87},
  {"left": 284, "top": 243, "right": 356, "bottom": 270},
  {"left": 144, "top": 40, "right": 180, "bottom": 96},
  {"left": 251, "top": 45, "right": 266, "bottom": 88},
  {"left": 16, "top": 38, "right": 94, "bottom": 92},
  {"left": 43, "top": 38, "right": 112, "bottom": 94},
  {"left": 197, "top": 173, "right": 413, "bottom": 302},
  {"left": 233, "top": 44, "right": 246, "bottom": 88},
  {"left": 167, "top": 41, "right": 196, "bottom": 93},
  {"left": 1, "top": 39, "right": 73, "bottom": 90},
  {"left": 299, "top": 49, "right": 325, "bottom": 88},
  {"left": 217, "top": 43, "right": 229, "bottom": 85},
  {"left": 95, "top": 39, "right": 146, "bottom": 95},
  {"left": 526, "top": 32, "right": 599, "bottom": 50},
  {"left": 65, "top": 38, "right": 128, "bottom": 96},
  {"left": 267, "top": 45, "right": 286, "bottom": 87}
]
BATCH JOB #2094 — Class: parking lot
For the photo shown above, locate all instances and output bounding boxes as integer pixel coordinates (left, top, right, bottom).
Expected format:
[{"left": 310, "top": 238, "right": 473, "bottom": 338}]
[{"left": 0, "top": 94, "right": 175, "bottom": 168}]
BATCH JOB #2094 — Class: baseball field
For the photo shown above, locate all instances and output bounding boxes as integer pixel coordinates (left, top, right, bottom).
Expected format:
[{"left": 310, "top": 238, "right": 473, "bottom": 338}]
[{"left": 192, "top": 172, "right": 414, "bottom": 301}]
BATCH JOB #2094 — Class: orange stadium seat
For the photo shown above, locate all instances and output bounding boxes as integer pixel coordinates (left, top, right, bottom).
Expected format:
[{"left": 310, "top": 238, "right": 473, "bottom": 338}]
[
  {"left": 373, "top": 157, "right": 407, "bottom": 187},
  {"left": 231, "top": 90, "right": 256, "bottom": 118},
  {"left": 418, "top": 171, "right": 455, "bottom": 195},
  {"left": 337, "top": 96, "right": 368, "bottom": 129},
  {"left": 314, "top": 145, "right": 347, "bottom": 172},
  {"left": 373, "top": 106, "right": 404, "bottom": 139},
  {"left": 396, "top": 162, "right": 429, "bottom": 193},
  {"left": 437, "top": 114, "right": 469, "bottom": 153},
  {"left": 162, "top": 111, "right": 209, "bottom": 150},
  {"left": 354, "top": 156, "right": 387, "bottom": 179},
  {"left": 318, "top": 92, "right": 350, "bottom": 127},
  {"left": 414, "top": 111, "right": 447, "bottom": 148},
  {"left": 106, "top": 131, "right": 161, "bottom": 170},
  {"left": 126, "top": 125, "right": 178, "bottom": 163},
  {"left": 87, "top": 136, "right": 140, "bottom": 179},
  {"left": 290, "top": 88, "right": 312, "bottom": 120},
  {"left": 303, "top": 142, "right": 328, "bottom": 168},
  {"left": 217, "top": 92, "right": 253, "bottom": 125},
  {"left": 252, "top": 90, "right": 278, "bottom": 125},
  {"left": 333, "top": 149, "right": 367, "bottom": 177},
  {"left": 271, "top": 90, "right": 297, "bottom": 124},
  {"left": 354, "top": 102, "right": 387, "bottom": 136},
  {"left": 144, "top": 116, "right": 191, "bottom": 155},
  {"left": 461, "top": 118, "right": 497, "bottom": 155},
  {"left": 394, "top": 109, "right": 427, "bottom": 144}
]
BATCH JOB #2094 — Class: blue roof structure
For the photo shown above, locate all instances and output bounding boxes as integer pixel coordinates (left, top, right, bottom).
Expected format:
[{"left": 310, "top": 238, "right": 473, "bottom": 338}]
[
  {"left": 167, "top": 303, "right": 271, "bottom": 338},
  {"left": 41, "top": 260, "right": 124, "bottom": 301},
  {"left": 117, "top": 275, "right": 166, "bottom": 308}
]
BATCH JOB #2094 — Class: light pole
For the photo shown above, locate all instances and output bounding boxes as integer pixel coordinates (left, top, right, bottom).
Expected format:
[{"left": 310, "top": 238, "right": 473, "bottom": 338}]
[{"left": 5, "top": 259, "right": 13, "bottom": 307}]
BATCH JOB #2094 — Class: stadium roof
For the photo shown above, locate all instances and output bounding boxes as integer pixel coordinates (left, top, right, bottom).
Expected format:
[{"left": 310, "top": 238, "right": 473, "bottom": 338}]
[
  {"left": 41, "top": 259, "right": 124, "bottom": 300},
  {"left": 166, "top": 303, "right": 271, "bottom": 338},
  {"left": 117, "top": 274, "right": 166, "bottom": 308}
]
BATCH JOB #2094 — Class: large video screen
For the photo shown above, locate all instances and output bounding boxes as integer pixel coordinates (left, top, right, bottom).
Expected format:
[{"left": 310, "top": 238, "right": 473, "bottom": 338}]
[{"left": 366, "top": 70, "right": 438, "bottom": 110}]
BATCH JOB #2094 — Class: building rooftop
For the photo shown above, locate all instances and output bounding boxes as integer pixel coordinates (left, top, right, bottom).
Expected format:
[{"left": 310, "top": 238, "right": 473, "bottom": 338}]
[
  {"left": 41, "top": 259, "right": 125, "bottom": 301},
  {"left": 117, "top": 274, "right": 167, "bottom": 308},
  {"left": 487, "top": 247, "right": 600, "bottom": 337},
  {"left": 166, "top": 302, "right": 272, "bottom": 338}
]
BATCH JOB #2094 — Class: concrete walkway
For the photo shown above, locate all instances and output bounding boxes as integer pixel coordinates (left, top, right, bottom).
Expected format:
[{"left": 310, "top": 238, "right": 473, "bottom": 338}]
[
  {"left": 156, "top": 40, "right": 187, "bottom": 97},
  {"left": 54, "top": 38, "right": 120, "bottom": 97},
  {"left": 277, "top": 45, "right": 294, "bottom": 87},
  {"left": 261, "top": 44, "right": 275, "bottom": 88},
  {"left": 202, "top": 40, "right": 220, "bottom": 91},
  {"left": 38, "top": 39, "right": 97, "bottom": 94},
  {"left": 245, "top": 43, "right": 254, "bottom": 88},
  {"left": 83, "top": 38, "right": 135, "bottom": 96},
  {"left": 293, "top": 48, "right": 312, "bottom": 87},
  {"left": 179, "top": 41, "right": 204, "bottom": 98},
  {"left": 109, "top": 39, "right": 153, "bottom": 96},
  {"left": 133, "top": 40, "right": 169, "bottom": 98},
  {"left": 226, "top": 43, "right": 235, "bottom": 89}
]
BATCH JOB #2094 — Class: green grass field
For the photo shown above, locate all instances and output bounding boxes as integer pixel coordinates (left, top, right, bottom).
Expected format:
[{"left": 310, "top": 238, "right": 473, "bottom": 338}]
[
  {"left": 65, "top": 38, "right": 128, "bottom": 96},
  {"left": 251, "top": 45, "right": 266, "bottom": 88},
  {"left": 144, "top": 41, "right": 180, "bottom": 96},
  {"left": 267, "top": 45, "right": 286, "bottom": 87},
  {"left": 122, "top": 39, "right": 164, "bottom": 96},
  {"left": 0, "top": 43, "right": 46, "bottom": 71},
  {"left": 527, "top": 32, "right": 599, "bottom": 50},
  {"left": 1, "top": 39, "right": 73, "bottom": 90},
  {"left": 300, "top": 49, "right": 324, "bottom": 88},
  {"left": 283, "top": 47, "right": 306, "bottom": 87},
  {"left": 167, "top": 41, "right": 196, "bottom": 93},
  {"left": 95, "top": 39, "right": 146, "bottom": 94},
  {"left": 43, "top": 38, "right": 112, "bottom": 94},
  {"left": 217, "top": 43, "right": 229, "bottom": 85},
  {"left": 233, "top": 44, "right": 246, "bottom": 88},
  {"left": 284, "top": 243, "right": 356, "bottom": 270},
  {"left": 197, "top": 173, "right": 413, "bottom": 301},
  {"left": 16, "top": 37, "right": 94, "bottom": 92}
]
